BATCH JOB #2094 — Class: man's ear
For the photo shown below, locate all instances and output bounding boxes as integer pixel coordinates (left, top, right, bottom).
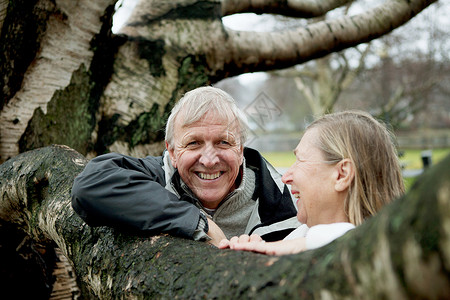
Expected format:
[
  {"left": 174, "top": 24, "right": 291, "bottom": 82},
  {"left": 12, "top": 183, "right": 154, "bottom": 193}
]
[
  {"left": 334, "top": 159, "right": 355, "bottom": 192},
  {"left": 239, "top": 145, "right": 244, "bottom": 166},
  {"left": 165, "top": 141, "right": 177, "bottom": 168}
]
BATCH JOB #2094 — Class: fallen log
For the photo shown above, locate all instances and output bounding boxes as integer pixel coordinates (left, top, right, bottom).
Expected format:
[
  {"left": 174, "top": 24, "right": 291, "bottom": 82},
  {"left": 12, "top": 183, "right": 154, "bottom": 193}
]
[{"left": 0, "top": 145, "right": 449, "bottom": 299}]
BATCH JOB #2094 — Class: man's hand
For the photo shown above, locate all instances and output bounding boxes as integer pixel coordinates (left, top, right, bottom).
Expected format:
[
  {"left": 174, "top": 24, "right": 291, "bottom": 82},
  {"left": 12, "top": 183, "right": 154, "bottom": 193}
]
[
  {"left": 219, "top": 234, "right": 307, "bottom": 256},
  {"left": 206, "top": 218, "right": 227, "bottom": 247}
]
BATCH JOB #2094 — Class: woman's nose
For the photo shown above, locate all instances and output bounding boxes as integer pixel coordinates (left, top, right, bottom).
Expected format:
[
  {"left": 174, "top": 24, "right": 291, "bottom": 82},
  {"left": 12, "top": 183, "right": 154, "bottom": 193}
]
[{"left": 281, "top": 167, "right": 293, "bottom": 185}]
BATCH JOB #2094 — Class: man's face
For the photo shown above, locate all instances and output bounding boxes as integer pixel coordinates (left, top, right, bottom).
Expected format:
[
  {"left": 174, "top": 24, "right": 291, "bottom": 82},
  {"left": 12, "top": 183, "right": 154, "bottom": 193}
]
[{"left": 167, "top": 112, "right": 244, "bottom": 209}]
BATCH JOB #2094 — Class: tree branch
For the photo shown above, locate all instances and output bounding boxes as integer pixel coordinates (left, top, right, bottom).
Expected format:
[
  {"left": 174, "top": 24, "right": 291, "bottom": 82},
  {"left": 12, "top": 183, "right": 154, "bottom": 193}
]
[
  {"left": 295, "top": 76, "right": 320, "bottom": 115},
  {"left": 341, "top": 43, "right": 371, "bottom": 89},
  {"left": 1, "top": 145, "right": 449, "bottom": 298},
  {"left": 222, "top": 0, "right": 436, "bottom": 74},
  {"left": 221, "top": 0, "right": 354, "bottom": 18}
]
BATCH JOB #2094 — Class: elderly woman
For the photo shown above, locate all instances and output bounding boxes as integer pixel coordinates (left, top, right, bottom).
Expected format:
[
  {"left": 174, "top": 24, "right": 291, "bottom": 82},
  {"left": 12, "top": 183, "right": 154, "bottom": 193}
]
[{"left": 219, "top": 110, "right": 405, "bottom": 255}]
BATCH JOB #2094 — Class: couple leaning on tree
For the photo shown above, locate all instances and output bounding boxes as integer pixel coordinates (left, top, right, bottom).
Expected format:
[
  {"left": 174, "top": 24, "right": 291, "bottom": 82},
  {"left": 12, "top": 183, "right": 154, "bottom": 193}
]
[{"left": 71, "top": 86, "right": 405, "bottom": 255}]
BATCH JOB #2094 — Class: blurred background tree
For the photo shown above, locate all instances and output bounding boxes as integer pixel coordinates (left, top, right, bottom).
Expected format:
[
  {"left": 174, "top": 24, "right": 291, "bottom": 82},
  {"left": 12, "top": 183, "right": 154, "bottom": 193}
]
[{"left": 215, "top": 0, "right": 449, "bottom": 154}]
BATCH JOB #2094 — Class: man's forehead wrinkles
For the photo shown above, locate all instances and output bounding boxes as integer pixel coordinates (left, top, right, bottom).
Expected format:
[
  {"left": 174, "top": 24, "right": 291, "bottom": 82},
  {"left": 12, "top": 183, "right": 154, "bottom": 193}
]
[{"left": 179, "top": 130, "right": 237, "bottom": 141}]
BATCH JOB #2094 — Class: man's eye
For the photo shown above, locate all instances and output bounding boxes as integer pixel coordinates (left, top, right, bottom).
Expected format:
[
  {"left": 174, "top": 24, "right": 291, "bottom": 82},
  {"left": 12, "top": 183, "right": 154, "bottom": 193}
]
[
  {"left": 220, "top": 140, "right": 231, "bottom": 145},
  {"left": 187, "top": 141, "right": 198, "bottom": 147}
]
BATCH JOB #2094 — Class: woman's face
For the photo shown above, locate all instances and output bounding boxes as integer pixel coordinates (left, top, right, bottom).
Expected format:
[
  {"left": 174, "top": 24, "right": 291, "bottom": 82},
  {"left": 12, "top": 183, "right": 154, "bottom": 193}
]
[{"left": 281, "top": 128, "right": 347, "bottom": 227}]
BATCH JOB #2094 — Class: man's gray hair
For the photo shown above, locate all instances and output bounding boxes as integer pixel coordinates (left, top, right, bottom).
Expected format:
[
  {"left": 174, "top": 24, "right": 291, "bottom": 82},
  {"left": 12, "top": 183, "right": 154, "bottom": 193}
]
[{"left": 165, "top": 86, "right": 249, "bottom": 148}]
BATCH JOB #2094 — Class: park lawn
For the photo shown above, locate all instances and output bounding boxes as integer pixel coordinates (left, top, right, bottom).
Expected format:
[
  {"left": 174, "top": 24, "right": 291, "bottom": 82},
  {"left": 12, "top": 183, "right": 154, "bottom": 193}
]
[
  {"left": 262, "top": 149, "right": 450, "bottom": 191},
  {"left": 398, "top": 148, "right": 450, "bottom": 170},
  {"left": 262, "top": 148, "right": 450, "bottom": 170},
  {"left": 403, "top": 176, "right": 417, "bottom": 191},
  {"left": 261, "top": 151, "right": 296, "bottom": 168}
]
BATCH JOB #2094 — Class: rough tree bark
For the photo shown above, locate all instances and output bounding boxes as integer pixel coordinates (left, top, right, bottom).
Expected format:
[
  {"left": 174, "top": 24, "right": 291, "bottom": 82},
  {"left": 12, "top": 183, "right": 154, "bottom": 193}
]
[
  {"left": 0, "top": 145, "right": 449, "bottom": 299},
  {"left": 0, "top": 0, "right": 444, "bottom": 297},
  {"left": 0, "top": 0, "right": 437, "bottom": 163}
]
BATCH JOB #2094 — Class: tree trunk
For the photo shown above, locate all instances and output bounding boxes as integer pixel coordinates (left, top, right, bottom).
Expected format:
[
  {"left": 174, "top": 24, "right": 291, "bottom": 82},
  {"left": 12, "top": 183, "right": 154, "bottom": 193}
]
[{"left": 0, "top": 145, "right": 449, "bottom": 299}]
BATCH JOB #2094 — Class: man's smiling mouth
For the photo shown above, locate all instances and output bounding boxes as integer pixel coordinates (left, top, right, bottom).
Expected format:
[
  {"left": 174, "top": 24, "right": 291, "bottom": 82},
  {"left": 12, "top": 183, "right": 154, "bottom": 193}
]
[{"left": 197, "top": 172, "right": 222, "bottom": 180}]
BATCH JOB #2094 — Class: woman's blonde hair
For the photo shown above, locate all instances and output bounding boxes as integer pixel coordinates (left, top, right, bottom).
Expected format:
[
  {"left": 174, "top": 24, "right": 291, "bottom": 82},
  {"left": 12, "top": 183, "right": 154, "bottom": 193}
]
[{"left": 308, "top": 110, "right": 405, "bottom": 226}]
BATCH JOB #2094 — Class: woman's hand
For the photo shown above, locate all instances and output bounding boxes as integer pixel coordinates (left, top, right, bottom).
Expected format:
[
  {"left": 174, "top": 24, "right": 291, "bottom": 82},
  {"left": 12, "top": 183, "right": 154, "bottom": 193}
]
[
  {"left": 219, "top": 234, "right": 307, "bottom": 256},
  {"left": 219, "top": 234, "right": 262, "bottom": 249}
]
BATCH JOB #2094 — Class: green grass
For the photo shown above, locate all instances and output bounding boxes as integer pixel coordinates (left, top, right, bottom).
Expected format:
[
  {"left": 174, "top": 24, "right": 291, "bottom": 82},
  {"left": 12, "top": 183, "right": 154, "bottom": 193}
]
[
  {"left": 261, "top": 151, "right": 297, "bottom": 168},
  {"left": 262, "top": 148, "right": 450, "bottom": 170},
  {"left": 262, "top": 149, "right": 450, "bottom": 192},
  {"left": 403, "top": 176, "right": 417, "bottom": 192},
  {"left": 398, "top": 148, "right": 450, "bottom": 170}
]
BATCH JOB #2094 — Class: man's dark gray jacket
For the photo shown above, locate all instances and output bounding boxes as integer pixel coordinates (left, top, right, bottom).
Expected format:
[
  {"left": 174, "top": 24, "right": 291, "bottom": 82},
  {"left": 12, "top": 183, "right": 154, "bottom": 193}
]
[{"left": 71, "top": 147, "right": 299, "bottom": 242}]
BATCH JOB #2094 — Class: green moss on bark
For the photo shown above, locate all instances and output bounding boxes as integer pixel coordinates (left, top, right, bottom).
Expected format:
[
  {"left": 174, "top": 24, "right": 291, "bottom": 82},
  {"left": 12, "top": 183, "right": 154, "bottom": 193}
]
[
  {"left": 162, "top": 1, "right": 221, "bottom": 20},
  {"left": 95, "top": 54, "right": 211, "bottom": 153},
  {"left": 126, "top": 104, "right": 166, "bottom": 148},
  {"left": 0, "top": 0, "right": 56, "bottom": 109},
  {"left": 130, "top": 1, "right": 221, "bottom": 27},
  {"left": 132, "top": 37, "right": 166, "bottom": 77},
  {"left": 164, "top": 54, "right": 210, "bottom": 114},
  {"left": 18, "top": 4, "right": 121, "bottom": 156},
  {"left": 95, "top": 103, "right": 166, "bottom": 154},
  {"left": 178, "top": 55, "right": 210, "bottom": 89},
  {"left": 18, "top": 65, "right": 95, "bottom": 154}
]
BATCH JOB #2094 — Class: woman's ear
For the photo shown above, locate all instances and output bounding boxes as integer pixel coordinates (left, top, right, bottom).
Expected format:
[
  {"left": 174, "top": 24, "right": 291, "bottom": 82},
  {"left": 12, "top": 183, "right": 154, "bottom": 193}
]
[
  {"left": 334, "top": 159, "right": 355, "bottom": 192},
  {"left": 165, "top": 141, "right": 177, "bottom": 168}
]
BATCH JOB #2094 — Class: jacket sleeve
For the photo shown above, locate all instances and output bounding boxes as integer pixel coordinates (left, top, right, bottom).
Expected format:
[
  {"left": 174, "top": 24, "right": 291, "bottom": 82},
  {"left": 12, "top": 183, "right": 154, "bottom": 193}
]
[{"left": 71, "top": 153, "right": 200, "bottom": 238}]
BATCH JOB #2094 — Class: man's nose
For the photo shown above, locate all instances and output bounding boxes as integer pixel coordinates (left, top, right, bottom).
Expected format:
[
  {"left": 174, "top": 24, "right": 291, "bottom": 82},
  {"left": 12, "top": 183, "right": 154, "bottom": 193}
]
[{"left": 199, "top": 145, "right": 219, "bottom": 167}]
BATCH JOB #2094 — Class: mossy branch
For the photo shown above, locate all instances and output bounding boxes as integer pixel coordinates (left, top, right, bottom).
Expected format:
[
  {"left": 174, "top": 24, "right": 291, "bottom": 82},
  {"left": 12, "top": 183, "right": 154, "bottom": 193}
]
[{"left": 0, "top": 146, "right": 449, "bottom": 299}]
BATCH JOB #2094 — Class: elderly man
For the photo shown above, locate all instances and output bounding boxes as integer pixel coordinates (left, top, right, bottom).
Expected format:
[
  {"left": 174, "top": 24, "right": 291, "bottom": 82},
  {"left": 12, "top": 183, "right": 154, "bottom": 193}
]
[{"left": 71, "top": 86, "right": 299, "bottom": 245}]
